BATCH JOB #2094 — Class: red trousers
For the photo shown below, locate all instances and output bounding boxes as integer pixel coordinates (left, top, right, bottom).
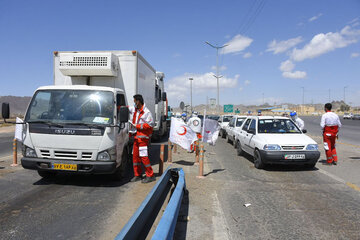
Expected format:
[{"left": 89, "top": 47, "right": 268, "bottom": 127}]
[
  {"left": 323, "top": 126, "right": 338, "bottom": 164},
  {"left": 133, "top": 139, "right": 154, "bottom": 177}
]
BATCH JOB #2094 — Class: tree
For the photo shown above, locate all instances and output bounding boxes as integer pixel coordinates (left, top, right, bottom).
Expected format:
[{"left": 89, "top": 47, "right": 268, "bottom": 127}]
[{"left": 340, "top": 104, "right": 350, "bottom": 112}]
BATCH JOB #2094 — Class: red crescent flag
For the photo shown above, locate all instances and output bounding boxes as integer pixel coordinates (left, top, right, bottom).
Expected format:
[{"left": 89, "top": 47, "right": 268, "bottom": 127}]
[{"left": 169, "top": 117, "right": 198, "bottom": 151}]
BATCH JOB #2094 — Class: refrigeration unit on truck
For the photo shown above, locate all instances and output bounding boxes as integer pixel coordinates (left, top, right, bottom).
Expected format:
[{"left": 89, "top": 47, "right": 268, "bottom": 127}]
[{"left": 2, "top": 50, "right": 167, "bottom": 179}]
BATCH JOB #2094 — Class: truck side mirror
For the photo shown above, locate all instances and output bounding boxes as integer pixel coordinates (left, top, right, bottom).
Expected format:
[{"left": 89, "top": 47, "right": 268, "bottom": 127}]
[
  {"left": 2, "top": 102, "right": 10, "bottom": 119},
  {"left": 118, "top": 106, "right": 129, "bottom": 123},
  {"left": 162, "top": 92, "right": 167, "bottom": 101}
]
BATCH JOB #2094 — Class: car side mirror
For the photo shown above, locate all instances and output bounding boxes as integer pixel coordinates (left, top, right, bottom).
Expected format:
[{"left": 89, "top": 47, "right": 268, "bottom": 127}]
[
  {"left": 118, "top": 106, "right": 129, "bottom": 123},
  {"left": 302, "top": 129, "right": 307, "bottom": 133},
  {"left": 162, "top": 92, "right": 167, "bottom": 102},
  {"left": 2, "top": 102, "right": 10, "bottom": 120}
]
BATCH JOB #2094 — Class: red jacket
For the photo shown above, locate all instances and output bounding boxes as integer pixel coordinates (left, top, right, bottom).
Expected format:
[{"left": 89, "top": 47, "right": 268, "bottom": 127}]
[{"left": 129, "top": 104, "right": 154, "bottom": 141}]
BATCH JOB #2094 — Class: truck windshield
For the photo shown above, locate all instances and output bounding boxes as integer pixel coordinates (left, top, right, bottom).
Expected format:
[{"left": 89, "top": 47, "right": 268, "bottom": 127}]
[
  {"left": 25, "top": 90, "right": 114, "bottom": 125},
  {"left": 258, "top": 119, "right": 301, "bottom": 134}
]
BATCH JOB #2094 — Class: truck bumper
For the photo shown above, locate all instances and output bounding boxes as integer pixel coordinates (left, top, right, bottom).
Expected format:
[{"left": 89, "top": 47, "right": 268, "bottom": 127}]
[
  {"left": 258, "top": 150, "right": 320, "bottom": 165},
  {"left": 21, "top": 157, "right": 117, "bottom": 174}
]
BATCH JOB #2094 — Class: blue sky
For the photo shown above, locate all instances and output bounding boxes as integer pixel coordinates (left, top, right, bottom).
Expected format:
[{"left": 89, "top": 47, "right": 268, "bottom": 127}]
[{"left": 0, "top": 0, "right": 359, "bottom": 107}]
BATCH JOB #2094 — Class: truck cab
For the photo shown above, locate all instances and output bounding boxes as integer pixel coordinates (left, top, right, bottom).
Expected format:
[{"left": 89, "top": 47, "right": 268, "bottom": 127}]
[{"left": 21, "top": 85, "right": 130, "bottom": 178}]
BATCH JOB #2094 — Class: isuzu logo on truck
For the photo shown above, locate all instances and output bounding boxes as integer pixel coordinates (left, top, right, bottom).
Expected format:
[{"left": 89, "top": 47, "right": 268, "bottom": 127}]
[{"left": 54, "top": 129, "right": 76, "bottom": 135}]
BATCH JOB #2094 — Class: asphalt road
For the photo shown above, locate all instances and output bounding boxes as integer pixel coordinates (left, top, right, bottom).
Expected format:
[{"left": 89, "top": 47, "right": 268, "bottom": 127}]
[
  {"left": 0, "top": 132, "right": 14, "bottom": 158},
  {"left": 203, "top": 138, "right": 360, "bottom": 239},
  {"left": 0, "top": 137, "right": 166, "bottom": 240},
  {"left": 301, "top": 115, "right": 360, "bottom": 146}
]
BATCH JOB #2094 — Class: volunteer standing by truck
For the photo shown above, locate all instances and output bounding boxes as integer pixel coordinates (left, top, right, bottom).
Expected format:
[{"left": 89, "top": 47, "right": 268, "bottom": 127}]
[
  {"left": 129, "top": 94, "right": 156, "bottom": 183},
  {"left": 320, "top": 103, "right": 342, "bottom": 165}
]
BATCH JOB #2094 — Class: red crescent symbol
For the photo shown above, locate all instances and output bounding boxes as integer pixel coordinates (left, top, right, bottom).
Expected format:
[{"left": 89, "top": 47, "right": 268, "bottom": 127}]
[{"left": 177, "top": 126, "right": 187, "bottom": 136}]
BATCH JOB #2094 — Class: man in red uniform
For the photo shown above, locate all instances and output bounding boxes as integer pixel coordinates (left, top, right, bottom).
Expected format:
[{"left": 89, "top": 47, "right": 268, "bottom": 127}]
[
  {"left": 129, "top": 94, "right": 156, "bottom": 183},
  {"left": 320, "top": 103, "right": 342, "bottom": 165}
]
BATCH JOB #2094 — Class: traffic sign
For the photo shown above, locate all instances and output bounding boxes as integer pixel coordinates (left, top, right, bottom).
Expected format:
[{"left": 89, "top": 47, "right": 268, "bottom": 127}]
[{"left": 224, "top": 104, "right": 233, "bottom": 113}]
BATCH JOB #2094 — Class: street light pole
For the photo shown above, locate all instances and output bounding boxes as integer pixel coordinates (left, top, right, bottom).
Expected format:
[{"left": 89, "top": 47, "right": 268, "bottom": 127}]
[
  {"left": 205, "top": 41, "right": 228, "bottom": 114},
  {"left": 189, "top": 77, "right": 193, "bottom": 113},
  {"left": 344, "top": 86, "right": 348, "bottom": 103}
]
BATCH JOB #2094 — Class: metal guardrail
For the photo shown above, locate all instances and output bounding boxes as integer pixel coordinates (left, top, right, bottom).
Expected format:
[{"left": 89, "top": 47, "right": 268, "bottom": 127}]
[{"left": 115, "top": 167, "right": 186, "bottom": 240}]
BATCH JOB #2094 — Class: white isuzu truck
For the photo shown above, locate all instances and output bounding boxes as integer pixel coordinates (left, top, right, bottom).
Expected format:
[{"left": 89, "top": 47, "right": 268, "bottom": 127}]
[{"left": 4, "top": 50, "right": 167, "bottom": 179}]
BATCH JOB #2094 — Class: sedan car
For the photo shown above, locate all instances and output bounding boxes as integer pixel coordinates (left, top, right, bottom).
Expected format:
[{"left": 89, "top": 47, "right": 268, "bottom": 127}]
[
  {"left": 352, "top": 114, "right": 360, "bottom": 120},
  {"left": 218, "top": 115, "right": 233, "bottom": 138},
  {"left": 235, "top": 116, "right": 320, "bottom": 169},
  {"left": 343, "top": 113, "right": 353, "bottom": 119},
  {"left": 225, "top": 115, "right": 247, "bottom": 148}
]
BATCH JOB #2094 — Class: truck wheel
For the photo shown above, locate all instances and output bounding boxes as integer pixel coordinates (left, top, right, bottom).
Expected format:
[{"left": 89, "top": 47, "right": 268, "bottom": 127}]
[
  {"left": 37, "top": 170, "right": 57, "bottom": 179},
  {"left": 254, "top": 149, "right": 265, "bottom": 169},
  {"left": 112, "top": 149, "right": 129, "bottom": 180},
  {"left": 236, "top": 141, "right": 243, "bottom": 156}
]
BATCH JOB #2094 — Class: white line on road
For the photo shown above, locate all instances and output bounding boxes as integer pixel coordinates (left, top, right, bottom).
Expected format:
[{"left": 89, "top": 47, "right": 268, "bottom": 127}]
[
  {"left": 317, "top": 168, "right": 346, "bottom": 184},
  {"left": 212, "top": 191, "right": 230, "bottom": 240}
]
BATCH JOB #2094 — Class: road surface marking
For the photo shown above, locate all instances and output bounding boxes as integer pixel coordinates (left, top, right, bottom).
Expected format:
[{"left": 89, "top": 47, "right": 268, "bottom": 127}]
[
  {"left": 212, "top": 191, "right": 230, "bottom": 240},
  {"left": 318, "top": 168, "right": 360, "bottom": 192},
  {"left": 318, "top": 169, "right": 346, "bottom": 184},
  {"left": 308, "top": 134, "right": 360, "bottom": 148},
  {"left": 346, "top": 182, "right": 360, "bottom": 192}
]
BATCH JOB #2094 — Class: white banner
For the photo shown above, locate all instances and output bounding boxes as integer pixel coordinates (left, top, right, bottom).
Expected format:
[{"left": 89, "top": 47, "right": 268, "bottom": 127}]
[
  {"left": 169, "top": 117, "right": 198, "bottom": 151},
  {"left": 202, "top": 118, "right": 221, "bottom": 145}
]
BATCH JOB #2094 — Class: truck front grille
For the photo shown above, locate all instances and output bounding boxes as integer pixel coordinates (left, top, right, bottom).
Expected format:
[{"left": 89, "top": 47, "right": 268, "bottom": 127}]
[
  {"left": 40, "top": 150, "right": 50, "bottom": 158},
  {"left": 54, "top": 151, "right": 77, "bottom": 159}
]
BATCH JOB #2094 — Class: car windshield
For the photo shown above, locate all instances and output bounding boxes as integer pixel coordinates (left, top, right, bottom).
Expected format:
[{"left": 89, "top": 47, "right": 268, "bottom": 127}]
[
  {"left": 25, "top": 90, "right": 114, "bottom": 125},
  {"left": 258, "top": 119, "right": 301, "bottom": 134}
]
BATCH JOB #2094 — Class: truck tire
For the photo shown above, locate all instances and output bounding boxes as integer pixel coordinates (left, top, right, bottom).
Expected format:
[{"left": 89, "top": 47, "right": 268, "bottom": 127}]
[
  {"left": 254, "top": 149, "right": 265, "bottom": 169},
  {"left": 37, "top": 170, "right": 57, "bottom": 179},
  {"left": 236, "top": 141, "right": 243, "bottom": 156},
  {"left": 111, "top": 148, "right": 129, "bottom": 180}
]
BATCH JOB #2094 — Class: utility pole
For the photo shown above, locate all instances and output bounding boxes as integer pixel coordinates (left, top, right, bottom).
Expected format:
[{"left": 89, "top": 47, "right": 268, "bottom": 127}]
[
  {"left": 328, "top": 89, "right": 331, "bottom": 102},
  {"left": 301, "top": 87, "right": 305, "bottom": 114},
  {"left": 262, "top": 93, "right": 264, "bottom": 105},
  {"left": 205, "top": 41, "right": 228, "bottom": 114},
  {"left": 344, "top": 86, "right": 348, "bottom": 103},
  {"left": 189, "top": 77, "right": 193, "bottom": 112}
]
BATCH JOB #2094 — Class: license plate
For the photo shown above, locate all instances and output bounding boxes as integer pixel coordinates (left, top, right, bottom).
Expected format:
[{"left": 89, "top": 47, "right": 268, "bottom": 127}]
[
  {"left": 284, "top": 154, "right": 305, "bottom": 160},
  {"left": 52, "top": 163, "right": 77, "bottom": 171}
]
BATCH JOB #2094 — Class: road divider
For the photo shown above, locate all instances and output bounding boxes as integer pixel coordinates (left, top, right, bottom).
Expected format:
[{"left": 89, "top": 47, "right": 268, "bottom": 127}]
[
  {"left": 115, "top": 167, "right": 186, "bottom": 240},
  {"left": 11, "top": 138, "right": 18, "bottom": 167}
]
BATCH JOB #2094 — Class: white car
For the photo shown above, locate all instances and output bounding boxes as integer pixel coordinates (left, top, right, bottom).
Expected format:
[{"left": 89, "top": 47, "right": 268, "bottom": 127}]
[
  {"left": 235, "top": 116, "right": 320, "bottom": 169},
  {"left": 218, "top": 115, "right": 233, "bottom": 138},
  {"left": 343, "top": 113, "right": 353, "bottom": 119},
  {"left": 225, "top": 115, "right": 247, "bottom": 148}
]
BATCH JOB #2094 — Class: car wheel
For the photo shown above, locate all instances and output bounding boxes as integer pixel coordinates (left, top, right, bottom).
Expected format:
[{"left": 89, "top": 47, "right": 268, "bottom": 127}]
[
  {"left": 254, "top": 149, "right": 265, "bottom": 169},
  {"left": 221, "top": 130, "right": 226, "bottom": 138},
  {"left": 37, "top": 170, "right": 57, "bottom": 179},
  {"left": 226, "top": 135, "right": 231, "bottom": 144},
  {"left": 236, "top": 141, "right": 243, "bottom": 156}
]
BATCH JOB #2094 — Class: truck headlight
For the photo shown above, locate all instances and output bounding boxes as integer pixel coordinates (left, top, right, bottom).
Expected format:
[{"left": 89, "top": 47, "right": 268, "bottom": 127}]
[
  {"left": 97, "top": 151, "right": 111, "bottom": 161},
  {"left": 263, "top": 144, "right": 281, "bottom": 151},
  {"left": 25, "top": 147, "right": 37, "bottom": 158},
  {"left": 306, "top": 144, "right": 318, "bottom": 150}
]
